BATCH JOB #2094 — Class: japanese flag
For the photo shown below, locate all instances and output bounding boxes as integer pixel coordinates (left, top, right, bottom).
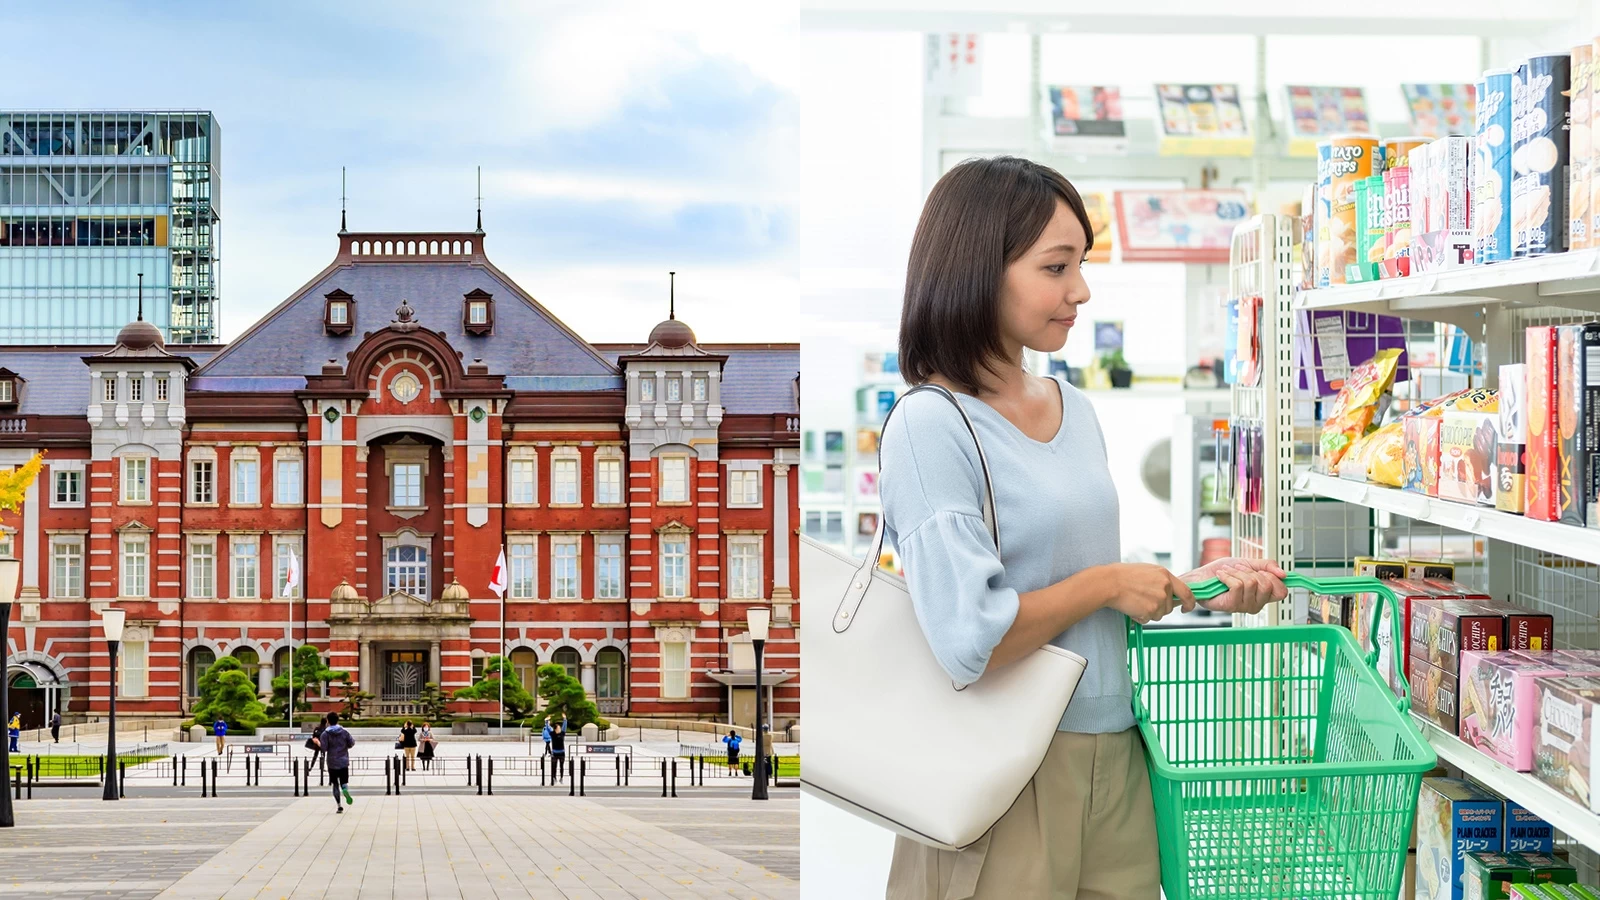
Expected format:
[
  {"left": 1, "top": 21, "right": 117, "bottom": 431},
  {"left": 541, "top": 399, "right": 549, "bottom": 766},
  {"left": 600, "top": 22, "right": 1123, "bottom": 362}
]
[
  {"left": 284, "top": 548, "right": 301, "bottom": 596},
  {"left": 488, "top": 547, "right": 507, "bottom": 598}
]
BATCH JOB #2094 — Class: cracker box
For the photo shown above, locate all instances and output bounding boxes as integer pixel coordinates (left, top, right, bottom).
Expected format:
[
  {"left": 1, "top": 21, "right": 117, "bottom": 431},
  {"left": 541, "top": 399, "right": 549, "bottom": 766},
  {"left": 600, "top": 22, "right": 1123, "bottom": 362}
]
[
  {"left": 1500, "top": 363, "right": 1530, "bottom": 515},
  {"left": 1412, "top": 658, "right": 1461, "bottom": 733},
  {"left": 1504, "top": 802, "right": 1555, "bottom": 855},
  {"left": 1460, "top": 652, "right": 1600, "bottom": 770},
  {"left": 1407, "top": 414, "right": 1445, "bottom": 496},
  {"left": 1411, "top": 599, "right": 1507, "bottom": 675},
  {"left": 1531, "top": 676, "right": 1600, "bottom": 811},
  {"left": 1441, "top": 411, "right": 1500, "bottom": 505},
  {"left": 1464, "top": 851, "right": 1533, "bottom": 900},
  {"left": 1527, "top": 327, "right": 1560, "bottom": 521},
  {"left": 1418, "top": 778, "right": 1505, "bottom": 900},
  {"left": 1414, "top": 135, "right": 1476, "bottom": 272}
]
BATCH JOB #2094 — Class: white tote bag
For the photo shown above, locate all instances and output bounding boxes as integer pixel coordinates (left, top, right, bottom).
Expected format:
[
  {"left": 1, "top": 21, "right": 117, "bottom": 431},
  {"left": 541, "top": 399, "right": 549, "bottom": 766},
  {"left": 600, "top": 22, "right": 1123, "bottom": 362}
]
[{"left": 800, "top": 384, "right": 1087, "bottom": 851}]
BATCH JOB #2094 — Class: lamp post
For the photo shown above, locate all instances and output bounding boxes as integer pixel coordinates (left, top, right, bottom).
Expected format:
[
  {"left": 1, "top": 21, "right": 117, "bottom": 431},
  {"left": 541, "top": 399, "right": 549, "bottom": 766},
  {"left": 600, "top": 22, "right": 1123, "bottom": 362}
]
[
  {"left": 101, "top": 608, "right": 125, "bottom": 801},
  {"left": 0, "top": 556, "right": 19, "bottom": 826},
  {"left": 748, "top": 607, "right": 771, "bottom": 802}
]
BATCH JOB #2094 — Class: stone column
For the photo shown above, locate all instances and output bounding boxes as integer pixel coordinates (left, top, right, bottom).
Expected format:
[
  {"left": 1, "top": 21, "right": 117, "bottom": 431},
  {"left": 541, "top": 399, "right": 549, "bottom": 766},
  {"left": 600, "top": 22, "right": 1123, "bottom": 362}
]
[
  {"left": 257, "top": 664, "right": 272, "bottom": 696},
  {"left": 581, "top": 661, "right": 596, "bottom": 697},
  {"left": 429, "top": 640, "right": 441, "bottom": 687},
  {"left": 771, "top": 463, "right": 792, "bottom": 601},
  {"left": 19, "top": 470, "right": 39, "bottom": 600},
  {"left": 360, "top": 640, "right": 374, "bottom": 696}
]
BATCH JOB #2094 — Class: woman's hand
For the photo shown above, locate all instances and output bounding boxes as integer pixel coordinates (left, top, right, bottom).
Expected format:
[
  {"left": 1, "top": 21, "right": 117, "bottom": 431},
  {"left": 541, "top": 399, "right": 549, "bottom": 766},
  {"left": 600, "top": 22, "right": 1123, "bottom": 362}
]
[
  {"left": 1182, "top": 557, "right": 1288, "bottom": 615},
  {"left": 1103, "top": 563, "right": 1196, "bottom": 624}
]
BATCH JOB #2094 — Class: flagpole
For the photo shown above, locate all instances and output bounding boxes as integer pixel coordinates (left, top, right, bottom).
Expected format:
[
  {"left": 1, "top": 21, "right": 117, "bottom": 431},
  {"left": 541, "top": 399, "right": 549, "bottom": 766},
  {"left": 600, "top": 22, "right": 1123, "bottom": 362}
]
[{"left": 487, "top": 546, "right": 507, "bottom": 736}]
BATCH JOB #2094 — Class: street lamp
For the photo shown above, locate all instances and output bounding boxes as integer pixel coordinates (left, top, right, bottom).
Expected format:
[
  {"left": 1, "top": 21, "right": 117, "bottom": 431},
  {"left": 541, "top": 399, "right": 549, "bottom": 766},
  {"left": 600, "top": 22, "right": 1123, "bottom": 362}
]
[
  {"left": 748, "top": 607, "right": 771, "bottom": 802},
  {"left": 100, "top": 608, "right": 125, "bottom": 801},
  {"left": 0, "top": 556, "right": 19, "bottom": 826}
]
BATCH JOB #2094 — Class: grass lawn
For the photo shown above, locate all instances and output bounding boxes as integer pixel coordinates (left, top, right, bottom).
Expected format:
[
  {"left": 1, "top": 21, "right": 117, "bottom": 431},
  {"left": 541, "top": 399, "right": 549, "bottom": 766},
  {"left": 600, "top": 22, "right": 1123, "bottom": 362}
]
[
  {"left": 687, "top": 755, "right": 801, "bottom": 777},
  {"left": 10, "top": 755, "right": 161, "bottom": 778}
]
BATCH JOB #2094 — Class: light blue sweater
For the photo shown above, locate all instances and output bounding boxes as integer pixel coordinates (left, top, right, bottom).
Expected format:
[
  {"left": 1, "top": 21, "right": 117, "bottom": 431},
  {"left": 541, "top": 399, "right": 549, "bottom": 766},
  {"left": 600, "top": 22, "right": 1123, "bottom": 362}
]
[{"left": 879, "top": 375, "right": 1132, "bottom": 734}]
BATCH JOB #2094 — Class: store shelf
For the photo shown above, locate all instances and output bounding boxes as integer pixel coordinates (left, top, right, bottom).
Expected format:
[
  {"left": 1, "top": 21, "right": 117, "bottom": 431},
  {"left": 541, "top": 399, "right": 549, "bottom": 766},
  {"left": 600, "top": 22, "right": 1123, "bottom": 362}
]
[
  {"left": 1296, "top": 472, "right": 1600, "bottom": 566},
  {"left": 1294, "top": 250, "right": 1600, "bottom": 324},
  {"left": 1416, "top": 718, "right": 1600, "bottom": 850}
]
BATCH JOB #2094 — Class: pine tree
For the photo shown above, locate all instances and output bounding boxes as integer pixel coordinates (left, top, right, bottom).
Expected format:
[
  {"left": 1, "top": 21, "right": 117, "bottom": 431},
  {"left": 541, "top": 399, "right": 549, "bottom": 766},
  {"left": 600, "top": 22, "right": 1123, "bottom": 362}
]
[
  {"left": 451, "top": 655, "right": 536, "bottom": 719},
  {"left": 191, "top": 657, "right": 267, "bottom": 731},
  {"left": 268, "top": 645, "right": 349, "bottom": 719},
  {"left": 534, "top": 663, "right": 609, "bottom": 731}
]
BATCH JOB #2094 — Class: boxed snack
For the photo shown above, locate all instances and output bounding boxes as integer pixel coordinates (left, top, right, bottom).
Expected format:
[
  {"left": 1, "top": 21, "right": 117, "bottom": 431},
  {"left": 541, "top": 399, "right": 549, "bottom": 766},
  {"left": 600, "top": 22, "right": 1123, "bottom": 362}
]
[
  {"left": 1410, "top": 599, "right": 1507, "bottom": 674},
  {"left": 1460, "top": 652, "right": 1600, "bottom": 770},
  {"left": 1412, "top": 658, "right": 1460, "bottom": 733},
  {"left": 1531, "top": 676, "right": 1600, "bottom": 810},
  {"left": 1319, "top": 348, "right": 1402, "bottom": 472},
  {"left": 1440, "top": 411, "right": 1500, "bottom": 504},
  {"left": 1556, "top": 325, "right": 1595, "bottom": 526},
  {"left": 1472, "top": 599, "right": 1555, "bottom": 652},
  {"left": 1306, "top": 593, "right": 1356, "bottom": 629},
  {"left": 1411, "top": 559, "right": 1459, "bottom": 581},
  {"left": 1464, "top": 851, "right": 1533, "bottom": 900},
  {"left": 1408, "top": 413, "right": 1445, "bottom": 495},
  {"left": 1570, "top": 44, "right": 1593, "bottom": 250},
  {"left": 1476, "top": 68, "right": 1516, "bottom": 264},
  {"left": 1519, "top": 853, "right": 1578, "bottom": 884},
  {"left": 1587, "top": 325, "right": 1600, "bottom": 529},
  {"left": 1414, "top": 135, "right": 1476, "bottom": 272},
  {"left": 1499, "top": 363, "right": 1529, "bottom": 515},
  {"left": 1418, "top": 777, "right": 1505, "bottom": 900},
  {"left": 1385, "top": 156, "right": 1414, "bottom": 278},
  {"left": 1504, "top": 802, "right": 1555, "bottom": 855},
  {"left": 1354, "top": 556, "right": 1407, "bottom": 580},
  {"left": 1528, "top": 327, "right": 1560, "bottom": 521},
  {"left": 1512, "top": 54, "right": 1572, "bottom": 257}
]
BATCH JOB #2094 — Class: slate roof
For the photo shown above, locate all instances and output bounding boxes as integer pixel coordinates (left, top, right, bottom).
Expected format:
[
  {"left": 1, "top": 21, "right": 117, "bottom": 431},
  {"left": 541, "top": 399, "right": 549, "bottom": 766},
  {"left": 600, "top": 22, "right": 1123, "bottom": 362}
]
[
  {"left": 195, "top": 261, "right": 619, "bottom": 380},
  {"left": 0, "top": 346, "right": 219, "bottom": 415},
  {"left": 595, "top": 344, "right": 799, "bottom": 416}
]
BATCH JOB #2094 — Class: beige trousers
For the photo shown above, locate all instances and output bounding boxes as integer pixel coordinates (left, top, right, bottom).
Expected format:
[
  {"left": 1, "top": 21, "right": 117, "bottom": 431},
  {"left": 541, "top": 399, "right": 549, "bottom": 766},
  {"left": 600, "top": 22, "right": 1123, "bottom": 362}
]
[{"left": 886, "top": 728, "right": 1160, "bottom": 900}]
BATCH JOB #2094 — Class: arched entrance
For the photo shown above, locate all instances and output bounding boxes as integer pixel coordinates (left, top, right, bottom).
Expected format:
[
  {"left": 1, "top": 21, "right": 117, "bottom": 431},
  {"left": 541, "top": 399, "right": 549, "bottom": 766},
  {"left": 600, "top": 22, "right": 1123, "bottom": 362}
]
[{"left": 7, "top": 663, "right": 61, "bottom": 730}]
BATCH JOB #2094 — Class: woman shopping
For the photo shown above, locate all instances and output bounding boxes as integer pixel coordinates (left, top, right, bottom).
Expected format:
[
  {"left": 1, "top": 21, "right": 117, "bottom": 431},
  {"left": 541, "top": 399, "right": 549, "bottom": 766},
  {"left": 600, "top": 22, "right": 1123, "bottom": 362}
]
[{"left": 878, "top": 156, "right": 1289, "bottom": 899}]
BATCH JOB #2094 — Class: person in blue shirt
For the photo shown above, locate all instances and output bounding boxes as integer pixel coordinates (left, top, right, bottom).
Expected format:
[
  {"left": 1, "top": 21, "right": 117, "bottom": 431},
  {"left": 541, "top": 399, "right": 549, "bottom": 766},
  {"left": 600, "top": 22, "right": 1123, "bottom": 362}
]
[
  {"left": 722, "top": 730, "right": 742, "bottom": 768},
  {"left": 7, "top": 714, "right": 19, "bottom": 752},
  {"left": 213, "top": 718, "right": 227, "bottom": 755},
  {"left": 542, "top": 720, "right": 552, "bottom": 758}
]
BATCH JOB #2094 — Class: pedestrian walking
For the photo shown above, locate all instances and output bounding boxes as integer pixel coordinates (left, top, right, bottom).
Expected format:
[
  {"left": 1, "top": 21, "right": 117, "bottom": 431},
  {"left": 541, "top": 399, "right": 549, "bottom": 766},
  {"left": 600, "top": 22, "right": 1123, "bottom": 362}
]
[
  {"left": 550, "top": 720, "right": 566, "bottom": 783},
  {"left": 49, "top": 711, "right": 60, "bottom": 744},
  {"left": 321, "top": 711, "right": 356, "bottom": 813},
  {"left": 399, "top": 720, "right": 418, "bottom": 771},
  {"left": 212, "top": 718, "right": 227, "bottom": 754},
  {"left": 7, "top": 713, "right": 19, "bottom": 753},
  {"left": 418, "top": 723, "right": 436, "bottom": 771},
  {"left": 723, "top": 730, "right": 742, "bottom": 768},
  {"left": 541, "top": 719, "right": 552, "bottom": 758},
  {"left": 307, "top": 715, "right": 328, "bottom": 769}
]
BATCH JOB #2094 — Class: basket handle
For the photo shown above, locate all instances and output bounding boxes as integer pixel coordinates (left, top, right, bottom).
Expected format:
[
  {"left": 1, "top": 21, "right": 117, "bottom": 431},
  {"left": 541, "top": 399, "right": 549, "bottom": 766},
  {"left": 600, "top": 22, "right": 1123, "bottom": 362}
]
[{"left": 1128, "top": 572, "right": 1410, "bottom": 722}]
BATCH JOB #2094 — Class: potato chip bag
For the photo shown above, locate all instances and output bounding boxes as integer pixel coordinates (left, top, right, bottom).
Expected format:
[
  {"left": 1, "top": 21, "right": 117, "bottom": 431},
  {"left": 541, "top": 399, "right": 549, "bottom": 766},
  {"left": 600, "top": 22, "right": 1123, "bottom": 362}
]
[{"left": 1320, "top": 348, "right": 1403, "bottom": 472}]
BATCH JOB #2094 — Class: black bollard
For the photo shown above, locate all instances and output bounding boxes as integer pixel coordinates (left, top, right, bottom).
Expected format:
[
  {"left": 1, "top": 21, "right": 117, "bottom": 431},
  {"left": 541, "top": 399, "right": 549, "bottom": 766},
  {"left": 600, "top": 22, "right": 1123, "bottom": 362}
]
[
  {"left": 476, "top": 755, "right": 483, "bottom": 796},
  {"left": 625, "top": 753, "right": 630, "bottom": 787},
  {"left": 661, "top": 760, "right": 667, "bottom": 798},
  {"left": 385, "top": 757, "right": 392, "bottom": 796},
  {"left": 540, "top": 755, "right": 546, "bottom": 787},
  {"left": 671, "top": 759, "right": 677, "bottom": 799},
  {"left": 200, "top": 758, "right": 208, "bottom": 797},
  {"left": 211, "top": 759, "right": 218, "bottom": 796},
  {"left": 292, "top": 759, "right": 299, "bottom": 797},
  {"left": 11, "top": 767, "right": 18, "bottom": 801},
  {"left": 182, "top": 755, "right": 187, "bottom": 786},
  {"left": 172, "top": 755, "right": 177, "bottom": 786},
  {"left": 615, "top": 756, "right": 620, "bottom": 787},
  {"left": 319, "top": 756, "right": 324, "bottom": 787},
  {"left": 119, "top": 760, "right": 126, "bottom": 798},
  {"left": 394, "top": 756, "right": 402, "bottom": 796},
  {"left": 98, "top": 755, "right": 104, "bottom": 780},
  {"left": 579, "top": 758, "right": 585, "bottom": 797},
  {"left": 487, "top": 758, "right": 493, "bottom": 796}
]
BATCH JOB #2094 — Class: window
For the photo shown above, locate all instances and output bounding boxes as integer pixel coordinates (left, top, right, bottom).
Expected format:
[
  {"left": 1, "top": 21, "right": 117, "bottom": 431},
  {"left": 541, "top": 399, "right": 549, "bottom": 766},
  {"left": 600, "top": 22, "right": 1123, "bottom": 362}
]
[
  {"left": 553, "top": 538, "right": 579, "bottom": 599},
  {"left": 329, "top": 301, "right": 348, "bottom": 324},
  {"left": 804, "top": 431, "right": 815, "bottom": 459},
  {"left": 232, "top": 538, "right": 258, "bottom": 598},
  {"left": 730, "top": 469, "right": 761, "bottom": 506},
  {"left": 0, "top": 380, "right": 11, "bottom": 403},
  {"left": 121, "top": 535, "right": 148, "bottom": 597},
  {"left": 0, "top": 531, "right": 11, "bottom": 559},
  {"left": 122, "top": 457, "right": 147, "bottom": 502},
  {"left": 120, "top": 640, "right": 147, "bottom": 697},
  {"left": 510, "top": 648, "right": 539, "bottom": 694},
  {"left": 661, "top": 641, "right": 688, "bottom": 699},
  {"left": 274, "top": 458, "right": 303, "bottom": 504},
  {"left": 103, "top": 378, "right": 116, "bottom": 402},
  {"left": 667, "top": 378, "right": 681, "bottom": 402},
  {"left": 509, "top": 459, "right": 536, "bottom": 504},
  {"left": 187, "top": 646, "right": 215, "bottom": 696},
  {"left": 469, "top": 300, "right": 488, "bottom": 324},
  {"left": 825, "top": 511, "right": 844, "bottom": 540},
  {"left": 596, "top": 458, "right": 621, "bottom": 504},
  {"left": 596, "top": 537, "right": 623, "bottom": 599},
  {"left": 471, "top": 654, "right": 486, "bottom": 682},
  {"left": 130, "top": 377, "right": 144, "bottom": 402},
  {"left": 392, "top": 463, "right": 422, "bottom": 506},
  {"left": 190, "top": 460, "right": 214, "bottom": 503},
  {"left": 509, "top": 540, "right": 536, "bottom": 599},
  {"left": 693, "top": 376, "right": 707, "bottom": 402},
  {"left": 823, "top": 464, "right": 843, "bottom": 493},
  {"left": 232, "top": 457, "right": 259, "bottom": 505},
  {"left": 324, "top": 289, "right": 354, "bottom": 335},
  {"left": 552, "top": 458, "right": 578, "bottom": 504},
  {"left": 596, "top": 647, "right": 625, "bottom": 698},
  {"left": 53, "top": 469, "right": 81, "bottom": 505},
  {"left": 462, "top": 289, "right": 494, "bottom": 335},
  {"left": 804, "top": 510, "right": 822, "bottom": 537},
  {"left": 730, "top": 539, "right": 762, "bottom": 599},
  {"left": 659, "top": 457, "right": 688, "bottom": 503},
  {"left": 389, "top": 373, "right": 420, "bottom": 403},
  {"left": 155, "top": 377, "right": 169, "bottom": 401},
  {"left": 386, "top": 544, "right": 429, "bottom": 598},
  {"left": 641, "top": 379, "right": 655, "bottom": 402},
  {"left": 553, "top": 647, "right": 580, "bottom": 680},
  {"left": 275, "top": 539, "right": 299, "bottom": 598},
  {"left": 660, "top": 536, "right": 688, "bottom": 598},
  {"left": 50, "top": 539, "right": 82, "bottom": 598},
  {"left": 189, "top": 539, "right": 215, "bottom": 599}
]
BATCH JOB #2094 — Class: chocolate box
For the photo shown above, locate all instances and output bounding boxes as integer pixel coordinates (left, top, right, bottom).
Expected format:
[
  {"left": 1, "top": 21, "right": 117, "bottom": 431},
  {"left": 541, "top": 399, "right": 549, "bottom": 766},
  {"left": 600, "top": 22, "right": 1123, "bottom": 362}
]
[
  {"left": 1531, "top": 676, "right": 1600, "bottom": 812},
  {"left": 1500, "top": 363, "right": 1529, "bottom": 515},
  {"left": 1440, "top": 411, "right": 1500, "bottom": 505},
  {"left": 1410, "top": 559, "right": 1458, "bottom": 581},
  {"left": 1418, "top": 777, "right": 1505, "bottom": 900},
  {"left": 1412, "top": 658, "right": 1460, "bottom": 734},
  {"left": 1460, "top": 651, "right": 1600, "bottom": 770},
  {"left": 1472, "top": 600, "right": 1556, "bottom": 652},
  {"left": 1527, "top": 326, "right": 1560, "bottom": 521},
  {"left": 1464, "top": 851, "right": 1533, "bottom": 900},
  {"left": 1410, "top": 599, "right": 1507, "bottom": 675}
]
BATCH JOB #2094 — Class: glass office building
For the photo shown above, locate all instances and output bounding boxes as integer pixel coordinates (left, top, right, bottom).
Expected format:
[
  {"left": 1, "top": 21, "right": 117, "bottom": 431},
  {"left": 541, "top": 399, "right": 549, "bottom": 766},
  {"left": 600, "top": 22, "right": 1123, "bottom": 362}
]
[{"left": 0, "top": 111, "right": 221, "bottom": 344}]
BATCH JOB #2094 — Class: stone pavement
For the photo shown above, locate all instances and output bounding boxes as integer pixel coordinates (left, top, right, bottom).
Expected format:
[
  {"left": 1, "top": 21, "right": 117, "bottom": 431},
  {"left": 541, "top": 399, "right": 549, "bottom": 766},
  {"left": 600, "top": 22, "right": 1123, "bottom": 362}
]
[{"left": 156, "top": 794, "right": 798, "bottom": 899}]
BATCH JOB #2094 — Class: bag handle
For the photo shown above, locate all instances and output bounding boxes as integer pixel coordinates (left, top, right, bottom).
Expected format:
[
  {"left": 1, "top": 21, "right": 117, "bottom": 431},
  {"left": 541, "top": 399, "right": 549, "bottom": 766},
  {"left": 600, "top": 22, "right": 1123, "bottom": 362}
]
[{"left": 831, "top": 383, "right": 999, "bottom": 635}]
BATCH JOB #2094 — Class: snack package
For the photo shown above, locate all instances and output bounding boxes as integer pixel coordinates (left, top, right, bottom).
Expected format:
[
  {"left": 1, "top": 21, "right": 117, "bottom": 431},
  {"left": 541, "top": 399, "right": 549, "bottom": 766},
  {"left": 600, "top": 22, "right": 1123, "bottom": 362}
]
[
  {"left": 1410, "top": 560, "right": 1458, "bottom": 581},
  {"left": 1464, "top": 851, "right": 1533, "bottom": 900},
  {"left": 1414, "top": 135, "right": 1476, "bottom": 272},
  {"left": 1500, "top": 363, "right": 1530, "bottom": 514},
  {"left": 1505, "top": 802, "right": 1555, "bottom": 855},
  {"left": 1477, "top": 68, "right": 1516, "bottom": 263},
  {"left": 1528, "top": 327, "right": 1560, "bottom": 521},
  {"left": 1518, "top": 853, "right": 1577, "bottom": 885},
  {"left": 1586, "top": 326, "right": 1600, "bottom": 528},
  {"left": 1473, "top": 599, "right": 1555, "bottom": 652},
  {"left": 1557, "top": 326, "right": 1591, "bottom": 525},
  {"left": 1418, "top": 778, "right": 1505, "bottom": 900},
  {"left": 1440, "top": 411, "right": 1500, "bottom": 504},
  {"left": 1412, "top": 658, "right": 1460, "bottom": 733},
  {"left": 1368, "top": 422, "right": 1408, "bottom": 486},
  {"left": 1570, "top": 45, "right": 1593, "bottom": 250},
  {"left": 1410, "top": 599, "right": 1506, "bottom": 675},
  {"left": 1531, "top": 676, "right": 1600, "bottom": 811},
  {"left": 1337, "top": 424, "right": 1385, "bottom": 481},
  {"left": 1354, "top": 557, "right": 1407, "bottom": 580},
  {"left": 1512, "top": 54, "right": 1572, "bottom": 257},
  {"left": 1407, "top": 414, "right": 1444, "bottom": 495},
  {"left": 1319, "top": 348, "right": 1403, "bottom": 472},
  {"left": 1461, "top": 652, "right": 1600, "bottom": 770}
]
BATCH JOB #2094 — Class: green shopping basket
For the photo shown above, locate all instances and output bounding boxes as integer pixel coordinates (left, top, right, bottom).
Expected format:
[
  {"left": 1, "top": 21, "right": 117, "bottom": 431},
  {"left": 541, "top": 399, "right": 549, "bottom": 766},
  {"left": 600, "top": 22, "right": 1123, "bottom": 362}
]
[{"left": 1129, "top": 573, "right": 1437, "bottom": 899}]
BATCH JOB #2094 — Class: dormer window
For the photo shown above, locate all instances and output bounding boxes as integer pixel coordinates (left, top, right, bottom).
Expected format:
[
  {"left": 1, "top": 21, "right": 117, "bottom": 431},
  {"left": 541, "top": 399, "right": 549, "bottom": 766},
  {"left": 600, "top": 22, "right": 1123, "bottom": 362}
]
[
  {"left": 0, "top": 369, "right": 19, "bottom": 407},
  {"left": 323, "top": 288, "right": 354, "bottom": 336},
  {"left": 462, "top": 288, "right": 494, "bottom": 336}
]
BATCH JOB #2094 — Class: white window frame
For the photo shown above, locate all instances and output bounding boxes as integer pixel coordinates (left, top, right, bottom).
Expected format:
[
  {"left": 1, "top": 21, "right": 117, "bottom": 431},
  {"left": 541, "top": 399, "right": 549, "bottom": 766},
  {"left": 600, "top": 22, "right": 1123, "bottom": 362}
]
[
  {"left": 552, "top": 535, "right": 581, "bottom": 600},
  {"left": 155, "top": 376, "right": 169, "bottom": 401},
  {"left": 274, "top": 536, "right": 301, "bottom": 599},
  {"left": 384, "top": 539, "right": 430, "bottom": 600},
  {"left": 231, "top": 451, "right": 260, "bottom": 506},
  {"left": 508, "top": 536, "right": 538, "bottom": 600},
  {"left": 0, "top": 380, "right": 11, "bottom": 404},
  {"left": 508, "top": 456, "right": 537, "bottom": 506},
  {"left": 594, "top": 454, "right": 623, "bottom": 506},
  {"left": 103, "top": 377, "right": 116, "bottom": 402},
  {"left": 660, "top": 534, "right": 689, "bottom": 599},
  {"left": 121, "top": 533, "right": 148, "bottom": 598},
  {"left": 392, "top": 462, "right": 422, "bottom": 507},
  {"left": 190, "top": 458, "right": 215, "bottom": 504},
  {"left": 232, "top": 536, "right": 259, "bottom": 599},
  {"left": 329, "top": 300, "right": 349, "bottom": 324},
  {"left": 661, "top": 637, "right": 689, "bottom": 700},
  {"left": 595, "top": 535, "right": 624, "bottom": 600},
  {"left": 129, "top": 377, "right": 142, "bottom": 402},
  {"left": 51, "top": 468, "right": 83, "bottom": 507},
  {"left": 274, "top": 456, "right": 303, "bottom": 505},
  {"left": 188, "top": 537, "right": 215, "bottom": 599},
  {"left": 729, "top": 536, "right": 763, "bottom": 600},
  {"left": 692, "top": 376, "right": 708, "bottom": 402},
  {"left": 728, "top": 468, "right": 762, "bottom": 507},
  {"left": 121, "top": 456, "right": 148, "bottom": 503},
  {"left": 666, "top": 377, "right": 681, "bottom": 403},
  {"left": 640, "top": 378, "right": 655, "bottom": 402},
  {"left": 658, "top": 455, "right": 689, "bottom": 504},
  {"left": 50, "top": 536, "right": 83, "bottom": 599},
  {"left": 120, "top": 639, "right": 148, "bottom": 698},
  {"left": 551, "top": 450, "right": 580, "bottom": 506},
  {"left": 469, "top": 300, "right": 488, "bottom": 324}
]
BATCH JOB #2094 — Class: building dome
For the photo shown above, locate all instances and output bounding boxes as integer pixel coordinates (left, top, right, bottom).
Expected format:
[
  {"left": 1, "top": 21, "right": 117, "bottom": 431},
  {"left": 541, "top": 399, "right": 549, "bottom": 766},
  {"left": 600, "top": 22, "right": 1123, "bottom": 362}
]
[
  {"left": 330, "top": 579, "right": 360, "bottom": 602},
  {"left": 116, "top": 318, "right": 164, "bottom": 351},
  {"left": 440, "top": 579, "right": 469, "bottom": 601},
  {"left": 649, "top": 317, "right": 695, "bottom": 348}
]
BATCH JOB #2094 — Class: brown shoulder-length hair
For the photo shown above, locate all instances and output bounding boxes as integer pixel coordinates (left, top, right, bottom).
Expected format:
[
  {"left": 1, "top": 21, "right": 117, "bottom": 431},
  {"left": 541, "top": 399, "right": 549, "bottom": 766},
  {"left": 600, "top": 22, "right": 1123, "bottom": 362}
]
[{"left": 899, "top": 156, "right": 1093, "bottom": 395}]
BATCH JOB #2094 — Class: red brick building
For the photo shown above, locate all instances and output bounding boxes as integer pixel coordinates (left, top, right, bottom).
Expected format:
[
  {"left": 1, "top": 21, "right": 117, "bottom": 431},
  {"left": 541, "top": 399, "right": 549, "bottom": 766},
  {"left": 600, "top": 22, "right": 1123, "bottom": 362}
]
[{"left": 0, "top": 230, "right": 800, "bottom": 729}]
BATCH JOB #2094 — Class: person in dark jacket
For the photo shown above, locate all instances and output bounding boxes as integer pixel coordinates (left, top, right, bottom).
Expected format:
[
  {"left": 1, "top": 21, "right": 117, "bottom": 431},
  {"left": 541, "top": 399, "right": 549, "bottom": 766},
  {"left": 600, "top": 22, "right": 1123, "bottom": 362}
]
[
  {"left": 308, "top": 716, "right": 328, "bottom": 769},
  {"left": 399, "top": 720, "right": 418, "bottom": 771},
  {"left": 550, "top": 721, "right": 566, "bottom": 783},
  {"left": 49, "top": 711, "right": 61, "bottom": 744},
  {"left": 320, "top": 712, "right": 357, "bottom": 813}
]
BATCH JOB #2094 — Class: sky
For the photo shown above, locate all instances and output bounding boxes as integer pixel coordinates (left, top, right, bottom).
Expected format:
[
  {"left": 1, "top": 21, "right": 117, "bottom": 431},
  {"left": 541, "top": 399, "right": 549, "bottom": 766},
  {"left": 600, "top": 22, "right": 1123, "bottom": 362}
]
[{"left": 3, "top": 0, "right": 798, "bottom": 344}]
